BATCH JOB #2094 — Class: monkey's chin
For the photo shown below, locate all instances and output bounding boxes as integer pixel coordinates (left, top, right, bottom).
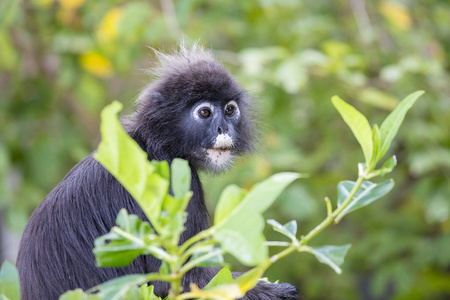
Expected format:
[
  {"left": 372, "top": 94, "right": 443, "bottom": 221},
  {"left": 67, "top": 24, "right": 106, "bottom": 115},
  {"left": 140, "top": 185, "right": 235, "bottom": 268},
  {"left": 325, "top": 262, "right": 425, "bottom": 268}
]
[{"left": 205, "top": 148, "right": 233, "bottom": 172}]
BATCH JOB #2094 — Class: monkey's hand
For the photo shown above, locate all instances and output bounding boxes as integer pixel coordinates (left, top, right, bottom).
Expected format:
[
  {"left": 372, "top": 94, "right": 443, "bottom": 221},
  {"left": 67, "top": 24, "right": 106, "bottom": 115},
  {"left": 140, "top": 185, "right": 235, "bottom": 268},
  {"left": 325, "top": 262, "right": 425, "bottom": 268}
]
[{"left": 239, "top": 281, "right": 299, "bottom": 300}]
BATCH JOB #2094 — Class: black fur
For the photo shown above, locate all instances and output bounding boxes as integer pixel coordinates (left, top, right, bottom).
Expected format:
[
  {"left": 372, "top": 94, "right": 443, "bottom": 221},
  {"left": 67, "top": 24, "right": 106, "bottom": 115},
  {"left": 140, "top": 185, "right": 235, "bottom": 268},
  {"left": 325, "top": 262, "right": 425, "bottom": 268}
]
[{"left": 17, "top": 45, "right": 298, "bottom": 300}]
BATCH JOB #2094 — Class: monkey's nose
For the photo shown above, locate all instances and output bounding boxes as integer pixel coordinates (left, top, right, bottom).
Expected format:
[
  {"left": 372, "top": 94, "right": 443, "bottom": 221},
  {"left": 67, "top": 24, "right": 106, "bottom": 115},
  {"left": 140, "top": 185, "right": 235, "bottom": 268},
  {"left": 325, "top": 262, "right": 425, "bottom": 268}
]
[{"left": 217, "top": 126, "right": 228, "bottom": 134}]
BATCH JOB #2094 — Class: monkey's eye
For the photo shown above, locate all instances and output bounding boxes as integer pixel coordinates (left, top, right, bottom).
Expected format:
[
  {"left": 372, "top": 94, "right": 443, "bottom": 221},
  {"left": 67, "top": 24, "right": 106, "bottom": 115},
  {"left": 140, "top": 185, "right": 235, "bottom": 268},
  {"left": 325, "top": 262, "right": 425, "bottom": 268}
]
[
  {"left": 225, "top": 104, "right": 235, "bottom": 116},
  {"left": 199, "top": 108, "right": 211, "bottom": 118}
]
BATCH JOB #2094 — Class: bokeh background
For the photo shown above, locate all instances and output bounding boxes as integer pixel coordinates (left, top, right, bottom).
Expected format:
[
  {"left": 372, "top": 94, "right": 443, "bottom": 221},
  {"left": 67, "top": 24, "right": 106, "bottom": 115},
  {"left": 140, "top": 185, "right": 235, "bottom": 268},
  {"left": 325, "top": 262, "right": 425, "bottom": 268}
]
[{"left": 0, "top": 0, "right": 449, "bottom": 299}]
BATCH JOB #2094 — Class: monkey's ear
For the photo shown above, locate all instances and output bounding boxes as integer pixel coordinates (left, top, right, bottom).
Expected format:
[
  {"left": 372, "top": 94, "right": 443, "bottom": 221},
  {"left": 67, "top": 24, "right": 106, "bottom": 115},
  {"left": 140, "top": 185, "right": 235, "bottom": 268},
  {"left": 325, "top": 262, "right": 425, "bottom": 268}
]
[{"left": 150, "top": 92, "right": 165, "bottom": 104}]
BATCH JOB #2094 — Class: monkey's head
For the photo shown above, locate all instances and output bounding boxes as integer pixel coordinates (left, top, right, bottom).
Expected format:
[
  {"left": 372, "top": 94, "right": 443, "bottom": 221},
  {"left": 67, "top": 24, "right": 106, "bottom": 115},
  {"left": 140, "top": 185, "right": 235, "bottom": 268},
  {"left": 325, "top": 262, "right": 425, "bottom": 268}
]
[{"left": 127, "top": 44, "right": 255, "bottom": 172}]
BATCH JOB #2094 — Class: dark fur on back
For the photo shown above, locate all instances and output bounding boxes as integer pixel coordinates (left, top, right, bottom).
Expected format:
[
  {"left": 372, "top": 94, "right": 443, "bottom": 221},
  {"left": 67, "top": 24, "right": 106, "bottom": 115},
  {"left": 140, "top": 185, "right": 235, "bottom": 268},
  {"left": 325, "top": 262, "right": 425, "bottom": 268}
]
[{"left": 16, "top": 45, "right": 298, "bottom": 300}]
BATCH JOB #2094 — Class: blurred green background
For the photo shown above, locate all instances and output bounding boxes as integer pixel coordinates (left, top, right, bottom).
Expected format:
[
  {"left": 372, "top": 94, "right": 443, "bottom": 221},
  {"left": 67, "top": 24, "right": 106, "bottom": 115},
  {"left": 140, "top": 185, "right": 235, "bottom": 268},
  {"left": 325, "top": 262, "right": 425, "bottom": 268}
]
[{"left": 0, "top": 0, "right": 449, "bottom": 299}]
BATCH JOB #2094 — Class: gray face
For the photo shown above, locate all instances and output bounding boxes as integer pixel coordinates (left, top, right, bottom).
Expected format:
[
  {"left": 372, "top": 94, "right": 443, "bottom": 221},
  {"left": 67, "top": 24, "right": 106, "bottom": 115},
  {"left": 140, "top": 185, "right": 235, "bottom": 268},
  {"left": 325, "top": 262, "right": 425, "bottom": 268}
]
[{"left": 184, "top": 99, "right": 242, "bottom": 172}]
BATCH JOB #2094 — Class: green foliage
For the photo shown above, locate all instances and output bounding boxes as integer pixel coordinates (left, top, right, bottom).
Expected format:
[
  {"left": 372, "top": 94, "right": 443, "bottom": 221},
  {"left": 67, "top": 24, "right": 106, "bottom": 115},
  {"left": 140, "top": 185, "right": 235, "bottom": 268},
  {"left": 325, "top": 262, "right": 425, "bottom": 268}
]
[
  {"left": 336, "top": 179, "right": 395, "bottom": 218},
  {"left": 214, "top": 185, "right": 247, "bottom": 225},
  {"left": 60, "top": 102, "right": 301, "bottom": 299},
  {"left": 309, "top": 245, "right": 352, "bottom": 275},
  {"left": 58, "top": 91, "right": 416, "bottom": 299},
  {"left": 378, "top": 90, "right": 424, "bottom": 162},
  {"left": 213, "top": 172, "right": 301, "bottom": 266},
  {"left": 94, "top": 101, "right": 170, "bottom": 231},
  {"left": 93, "top": 209, "right": 156, "bottom": 267},
  {"left": 332, "top": 91, "right": 424, "bottom": 170},
  {"left": 170, "top": 159, "right": 191, "bottom": 199},
  {"left": 331, "top": 96, "right": 373, "bottom": 166},
  {"left": 203, "top": 267, "right": 234, "bottom": 290},
  {"left": 267, "top": 219, "right": 297, "bottom": 241},
  {"left": 59, "top": 289, "right": 100, "bottom": 300},
  {"left": 1, "top": 90, "right": 422, "bottom": 299}
]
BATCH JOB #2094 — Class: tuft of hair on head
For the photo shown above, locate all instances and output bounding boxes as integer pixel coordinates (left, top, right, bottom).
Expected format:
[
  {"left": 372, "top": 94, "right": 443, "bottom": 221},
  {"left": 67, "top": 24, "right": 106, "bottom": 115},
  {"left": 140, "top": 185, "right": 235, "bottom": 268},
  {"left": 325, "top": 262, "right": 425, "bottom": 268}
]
[
  {"left": 136, "top": 42, "right": 223, "bottom": 105},
  {"left": 149, "top": 42, "right": 220, "bottom": 80}
]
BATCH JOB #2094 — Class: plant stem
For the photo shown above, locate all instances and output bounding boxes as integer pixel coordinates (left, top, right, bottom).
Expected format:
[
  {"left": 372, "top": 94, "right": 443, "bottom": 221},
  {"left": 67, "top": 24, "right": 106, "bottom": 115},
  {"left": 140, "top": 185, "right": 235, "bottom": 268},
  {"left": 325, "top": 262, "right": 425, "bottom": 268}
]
[
  {"left": 179, "top": 228, "right": 213, "bottom": 254},
  {"left": 165, "top": 168, "right": 369, "bottom": 298},
  {"left": 301, "top": 175, "right": 365, "bottom": 244},
  {"left": 180, "top": 240, "right": 216, "bottom": 265},
  {"left": 332, "top": 175, "right": 365, "bottom": 223},
  {"left": 86, "top": 273, "right": 171, "bottom": 294},
  {"left": 168, "top": 271, "right": 182, "bottom": 299},
  {"left": 179, "top": 249, "right": 223, "bottom": 276},
  {"left": 300, "top": 215, "right": 334, "bottom": 245},
  {"left": 325, "top": 197, "right": 332, "bottom": 217},
  {"left": 264, "top": 241, "right": 291, "bottom": 247},
  {"left": 167, "top": 230, "right": 216, "bottom": 298},
  {"left": 269, "top": 244, "right": 297, "bottom": 264},
  {"left": 112, "top": 227, "right": 175, "bottom": 262},
  {"left": 259, "top": 174, "right": 367, "bottom": 284}
]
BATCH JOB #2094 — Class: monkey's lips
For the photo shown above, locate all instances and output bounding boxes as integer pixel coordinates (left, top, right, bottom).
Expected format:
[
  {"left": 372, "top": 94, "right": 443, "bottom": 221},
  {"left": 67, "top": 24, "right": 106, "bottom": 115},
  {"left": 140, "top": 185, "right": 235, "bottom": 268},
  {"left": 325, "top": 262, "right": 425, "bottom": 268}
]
[{"left": 210, "top": 146, "right": 232, "bottom": 151}]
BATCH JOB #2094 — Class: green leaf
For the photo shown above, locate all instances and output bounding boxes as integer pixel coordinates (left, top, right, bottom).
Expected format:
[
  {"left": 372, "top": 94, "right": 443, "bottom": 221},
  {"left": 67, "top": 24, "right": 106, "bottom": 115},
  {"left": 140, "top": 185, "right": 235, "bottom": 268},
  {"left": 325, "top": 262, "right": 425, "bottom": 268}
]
[
  {"left": 283, "top": 220, "right": 297, "bottom": 236},
  {"left": 214, "top": 228, "right": 267, "bottom": 267},
  {"left": 336, "top": 179, "right": 395, "bottom": 219},
  {"left": 267, "top": 219, "right": 297, "bottom": 240},
  {"left": 378, "top": 90, "right": 424, "bottom": 161},
  {"left": 171, "top": 158, "right": 191, "bottom": 199},
  {"left": 158, "top": 209, "right": 187, "bottom": 242},
  {"left": 203, "top": 267, "right": 234, "bottom": 290},
  {"left": 91, "top": 274, "right": 150, "bottom": 299},
  {"left": 152, "top": 160, "right": 170, "bottom": 181},
  {"left": 139, "top": 284, "right": 162, "bottom": 300},
  {"left": 310, "top": 245, "right": 351, "bottom": 274},
  {"left": 59, "top": 289, "right": 100, "bottom": 300},
  {"left": 162, "top": 192, "right": 192, "bottom": 217},
  {"left": 235, "top": 265, "right": 267, "bottom": 293},
  {"left": 93, "top": 209, "right": 157, "bottom": 267},
  {"left": 370, "top": 124, "right": 381, "bottom": 168},
  {"left": 213, "top": 173, "right": 300, "bottom": 266},
  {"left": 191, "top": 283, "right": 242, "bottom": 300},
  {"left": 94, "top": 102, "right": 170, "bottom": 228},
  {"left": 214, "top": 185, "right": 247, "bottom": 225},
  {"left": 159, "top": 261, "right": 170, "bottom": 275},
  {"left": 190, "top": 248, "right": 224, "bottom": 267},
  {"left": 332, "top": 96, "right": 373, "bottom": 165},
  {"left": 381, "top": 155, "right": 397, "bottom": 173},
  {"left": 197, "top": 266, "right": 266, "bottom": 299},
  {"left": 0, "top": 261, "right": 20, "bottom": 300}
]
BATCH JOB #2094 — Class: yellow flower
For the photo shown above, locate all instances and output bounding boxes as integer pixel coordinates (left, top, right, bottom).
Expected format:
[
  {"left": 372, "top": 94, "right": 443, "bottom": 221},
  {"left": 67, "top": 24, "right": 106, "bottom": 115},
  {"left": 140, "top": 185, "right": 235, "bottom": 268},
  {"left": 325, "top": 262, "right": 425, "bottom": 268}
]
[
  {"left": 380, "top": 1, "right": 412, "bottom": 31},
  {"left": 96, "top": 8, "right": 123, "bottom": 42},
  {"left": 80, "top": 51, "right": 113, "bottom": 78},
  {"left": 58, "top": 0, "right": 85, "bottom": 10}
]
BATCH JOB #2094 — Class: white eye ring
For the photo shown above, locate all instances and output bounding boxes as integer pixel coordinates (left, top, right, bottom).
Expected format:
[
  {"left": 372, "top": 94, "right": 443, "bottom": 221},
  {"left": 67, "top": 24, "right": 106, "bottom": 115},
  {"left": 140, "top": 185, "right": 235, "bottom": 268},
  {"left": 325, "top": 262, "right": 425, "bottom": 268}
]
[
  {"left": 193, "top": 102, "right": 214, "bottom": 120},
  {"left": 225, "top": 100, "right": 240, "bottom": 117}
]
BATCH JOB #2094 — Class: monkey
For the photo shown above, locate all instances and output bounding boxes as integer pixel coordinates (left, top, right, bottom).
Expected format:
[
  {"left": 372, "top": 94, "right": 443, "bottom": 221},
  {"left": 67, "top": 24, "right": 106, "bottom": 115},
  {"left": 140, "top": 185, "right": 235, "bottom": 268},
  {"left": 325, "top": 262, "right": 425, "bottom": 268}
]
[{"left": 16, "top": 44, "right": 299, "bottom": 300}]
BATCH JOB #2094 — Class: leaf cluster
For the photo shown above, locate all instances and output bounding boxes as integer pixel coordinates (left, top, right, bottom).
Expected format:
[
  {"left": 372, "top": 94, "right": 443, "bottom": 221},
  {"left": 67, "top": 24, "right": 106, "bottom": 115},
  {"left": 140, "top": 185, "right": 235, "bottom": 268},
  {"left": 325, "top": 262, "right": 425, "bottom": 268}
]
[{"left": 57, "top": 91, "right": 421, "bottom": 299}]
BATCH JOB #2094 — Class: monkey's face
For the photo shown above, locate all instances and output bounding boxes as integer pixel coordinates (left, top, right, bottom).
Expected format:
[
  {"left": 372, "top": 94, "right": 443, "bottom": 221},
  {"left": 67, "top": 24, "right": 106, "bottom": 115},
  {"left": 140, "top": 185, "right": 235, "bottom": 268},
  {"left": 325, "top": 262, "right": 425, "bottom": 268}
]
[{"left": 183, "top": 99, "right": 246, "bottom": 172}]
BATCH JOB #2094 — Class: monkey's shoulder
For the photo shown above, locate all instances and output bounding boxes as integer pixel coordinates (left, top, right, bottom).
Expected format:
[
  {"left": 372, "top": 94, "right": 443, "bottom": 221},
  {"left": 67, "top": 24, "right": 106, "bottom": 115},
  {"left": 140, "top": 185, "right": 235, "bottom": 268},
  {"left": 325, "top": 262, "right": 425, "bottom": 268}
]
[{"left": 28, "top": 155, "right": 141, "bottom": 228}]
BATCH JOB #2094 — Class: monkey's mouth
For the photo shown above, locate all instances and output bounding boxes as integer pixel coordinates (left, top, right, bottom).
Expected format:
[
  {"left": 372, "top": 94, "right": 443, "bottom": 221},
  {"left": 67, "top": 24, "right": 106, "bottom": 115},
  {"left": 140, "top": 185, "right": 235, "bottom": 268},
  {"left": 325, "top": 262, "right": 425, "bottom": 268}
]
[
  {"left": 203, "top": 134, "right": 234, "bottom": 168},
  {"left": 209, "top": 146, "right": 232, "bottom": 151},
  {"left": 205, "top": 147, "right": 232, "bottom": 167}
]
